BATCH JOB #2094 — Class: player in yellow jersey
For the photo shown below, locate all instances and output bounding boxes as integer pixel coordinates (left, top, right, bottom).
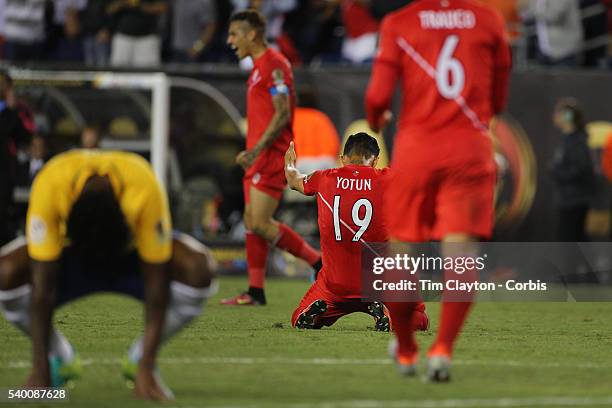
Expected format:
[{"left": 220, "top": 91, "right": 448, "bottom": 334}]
[{"left": 0, "top": 150, "right": 217, "bottom": 401}]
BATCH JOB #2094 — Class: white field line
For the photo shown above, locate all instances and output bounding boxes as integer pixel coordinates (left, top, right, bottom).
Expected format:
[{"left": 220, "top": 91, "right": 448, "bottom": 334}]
[
  {"left": 201, "top": 396, "right": 612, "bottom": 408},
  {"left": 5, "top": 356, "right": 612, "bottom": 370}
]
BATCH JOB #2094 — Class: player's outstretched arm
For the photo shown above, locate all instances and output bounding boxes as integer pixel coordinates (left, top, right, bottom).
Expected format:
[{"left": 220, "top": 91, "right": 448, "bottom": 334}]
[
  {"left": 27, "top": 260, "right": 59, "bottom": 387},
  {"left": 136, "top": 261, "right": 173, "bottom": 401},
  {"left": 284, "top": 141, "right": 306, "bottom": 194}
]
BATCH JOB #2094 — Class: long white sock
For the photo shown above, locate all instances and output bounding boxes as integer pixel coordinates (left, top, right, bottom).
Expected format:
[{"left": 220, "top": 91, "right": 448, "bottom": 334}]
[
  {"left": 0, "top": 284, "right": 75, "bottom": 362},
  {"left": 128, "top": 279, "right": 218, "bottom": 363}
]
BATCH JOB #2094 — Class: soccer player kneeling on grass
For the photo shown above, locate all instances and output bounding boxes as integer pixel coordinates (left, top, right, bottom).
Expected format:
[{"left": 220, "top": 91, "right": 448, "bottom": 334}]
[
  {"left": 0, "top": 150, "right": 217, "bottom": 401},
  {"left": 285, "top": 133, "right": 429, "bottom": 332}
]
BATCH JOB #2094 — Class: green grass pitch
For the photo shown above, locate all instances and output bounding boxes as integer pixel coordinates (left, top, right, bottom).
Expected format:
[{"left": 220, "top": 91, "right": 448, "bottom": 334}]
[{"left": 2, "top": 276, "right": 612, "bottom": 407}]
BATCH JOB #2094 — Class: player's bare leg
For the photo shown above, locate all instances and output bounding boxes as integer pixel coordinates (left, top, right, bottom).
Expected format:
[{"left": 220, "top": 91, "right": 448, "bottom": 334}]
[
  {"left": 222, "top": 186, "right": 320, "bottom": 306},
  {"left": 0, "top": 238, "right": 81, "bottom": 387},
  {"left": 426, "top": 233, "right": 479, "bottom": 382},
  {"left": 125, "top": 233, "right": 218, "bottom": 397}
]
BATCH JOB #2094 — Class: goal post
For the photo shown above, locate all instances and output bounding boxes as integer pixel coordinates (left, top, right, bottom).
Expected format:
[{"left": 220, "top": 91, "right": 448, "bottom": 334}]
[{"left": 9, "top": 69, "right": 170, "bottom": 187}]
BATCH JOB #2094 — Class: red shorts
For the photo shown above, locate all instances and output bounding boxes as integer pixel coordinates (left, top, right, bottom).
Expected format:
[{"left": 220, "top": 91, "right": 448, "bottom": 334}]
[
  {"left": 386, "top": 131, "right": 496, "bottom": 241},
  {"left": 243, "top": 149, "right": 287, "bottom": 203}
]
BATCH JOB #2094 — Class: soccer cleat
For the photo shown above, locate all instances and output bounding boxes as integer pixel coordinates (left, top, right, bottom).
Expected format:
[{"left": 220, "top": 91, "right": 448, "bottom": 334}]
[
  {"left": 426, "top": 354, "right": 452, "bottom": 383},
  {"left": 121, "top": 356, "right": 138, "bottom": 386},
  {"left": 220, "top": 292, "right": 264, "bottom": 306},
  {"left": 49, "top": 352, "right": 82, "bottom": 387},
  {"left": 367, "top": 302, "right": 391, "bottom": 332},
  {"left": 295, "top": 299, "right": 327, "bottom": 329},
  {"left": 388, "top": 339, "right": 417, "bottom": 377}
]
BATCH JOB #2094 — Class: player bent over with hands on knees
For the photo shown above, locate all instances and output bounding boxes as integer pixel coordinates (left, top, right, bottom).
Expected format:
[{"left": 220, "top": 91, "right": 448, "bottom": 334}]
[
  {"left": 284, "top": 133, "right": 429, "bottom": 332},
  {"left": 0, "top": 150, "right": 218, "bottom": 401}
]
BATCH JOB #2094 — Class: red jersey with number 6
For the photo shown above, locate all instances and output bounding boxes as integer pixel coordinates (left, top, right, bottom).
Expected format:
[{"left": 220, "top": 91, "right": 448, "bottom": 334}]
[
  {"left": 366, "top": 0, "right": 511, "bottom": 143},
  {"left": 303, "top": 165, "right": 389, "bottom": 298}
]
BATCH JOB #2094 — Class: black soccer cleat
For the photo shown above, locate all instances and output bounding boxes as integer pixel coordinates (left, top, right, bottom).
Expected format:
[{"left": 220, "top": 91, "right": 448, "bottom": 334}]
[
  {"left": 367, "top": 301, "right": 391, "bottom": 332},
  {"left": 295, "top": 299, "right": 327, "bottom": 329}
]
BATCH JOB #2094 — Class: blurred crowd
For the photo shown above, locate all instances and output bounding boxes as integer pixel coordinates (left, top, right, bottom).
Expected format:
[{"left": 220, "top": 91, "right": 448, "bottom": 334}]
[{"left": 0, "top": 0, "right": 611, "bottom": 68}]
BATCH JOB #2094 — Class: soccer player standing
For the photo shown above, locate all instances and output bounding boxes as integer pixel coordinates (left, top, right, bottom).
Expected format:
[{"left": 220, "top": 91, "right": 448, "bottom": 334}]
[
  {"left": 222, "top": 10, "right": 321, "bottom": 306},
  {"left": 365, "top": 0, "right": 511, "bottom": 381},
  {"left": 285, "top": 133, "right": 429, "bottom": 332}
]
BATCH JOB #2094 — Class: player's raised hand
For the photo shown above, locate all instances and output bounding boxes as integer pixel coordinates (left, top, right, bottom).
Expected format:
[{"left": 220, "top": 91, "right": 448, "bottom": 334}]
[
  {"left": 370, "top": 110, "right": 393, "bottom": 133},
  {"left": 285, "top": 141, "right": 297, "bottom": 168},
  {"left": 375, "top": 110, "right": 393, "bottom": 133},
  {"left": 133, "top": 367, "right": 174, "bottom": 402}
]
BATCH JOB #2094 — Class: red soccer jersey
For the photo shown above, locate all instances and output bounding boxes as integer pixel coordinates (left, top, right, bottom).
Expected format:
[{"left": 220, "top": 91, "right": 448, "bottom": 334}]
[
  {"left": 366, "top": 0, "right": 511, "bottom": 141},
  {"left": 304, "top": 165, "right": 389, "bottom": 298},
  {"left": 246, "top": 48, "right": 295, "bottom": 155}
]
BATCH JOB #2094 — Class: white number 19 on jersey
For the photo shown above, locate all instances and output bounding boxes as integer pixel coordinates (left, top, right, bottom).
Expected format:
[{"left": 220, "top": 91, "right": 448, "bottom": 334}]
[{"left": 333, "top": 196, "right": 373, "bottom": 242}]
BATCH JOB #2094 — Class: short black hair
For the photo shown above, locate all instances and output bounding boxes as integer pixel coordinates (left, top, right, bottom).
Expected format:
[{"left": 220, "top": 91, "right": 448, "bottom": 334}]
[
  {"left": 343, "top": 132, "right": 380, "bottom": 158},
  {"left": 66, "top": 186, "right": 130, "bottom": 268},
  {"left": 229, "top": 9, "right": 266, "bottom": 39}
]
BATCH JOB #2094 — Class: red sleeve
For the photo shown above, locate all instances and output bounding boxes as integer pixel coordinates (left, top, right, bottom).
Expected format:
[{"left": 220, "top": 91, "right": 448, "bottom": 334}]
[
  {"left": 490, "top": 9, "right": 512, "bottom": 115},
  {"left": 303, "top": 170, "right": 323, "bottom": 196},
  {"left": 365, "top": 15, "right": 401, "bottom": 130}
]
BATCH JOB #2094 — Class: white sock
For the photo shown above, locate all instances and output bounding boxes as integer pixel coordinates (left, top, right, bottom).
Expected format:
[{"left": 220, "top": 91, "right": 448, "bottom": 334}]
[
  {"left": 128, "top": 279, "right": 218, "bottom": 363},
  {"left": 0, "top": 284, "right": 75, "bottom": 362}
]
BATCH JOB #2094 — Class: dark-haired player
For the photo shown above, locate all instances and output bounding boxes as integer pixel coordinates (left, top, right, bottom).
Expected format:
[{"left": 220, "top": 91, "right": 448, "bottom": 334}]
[
  {"left": 285, "top": 133, "right": 429, "bottom": 331},
  {"left": 0, "top": 150, "right": 217, "bottom": 401},
  {"left": 222, "top": 9, "right": 321, "bottom": 306},
  {"left": 365, "top": 0, "right": 511, "bottom": 381}
]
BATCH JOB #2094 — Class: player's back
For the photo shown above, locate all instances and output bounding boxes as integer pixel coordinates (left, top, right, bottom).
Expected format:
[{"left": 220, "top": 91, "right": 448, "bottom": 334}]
[
  {"left": 29, "top": 150, "right": 170, "bottom": 262},
  {"left": 382, "top": 0, "right": 509, "bottom": 137},
  {"left": 310, "top": 165, "right": 388, "bottom": 298},
  {"left": 36, "top": 150, "right": 160, "bottom": 203}
]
